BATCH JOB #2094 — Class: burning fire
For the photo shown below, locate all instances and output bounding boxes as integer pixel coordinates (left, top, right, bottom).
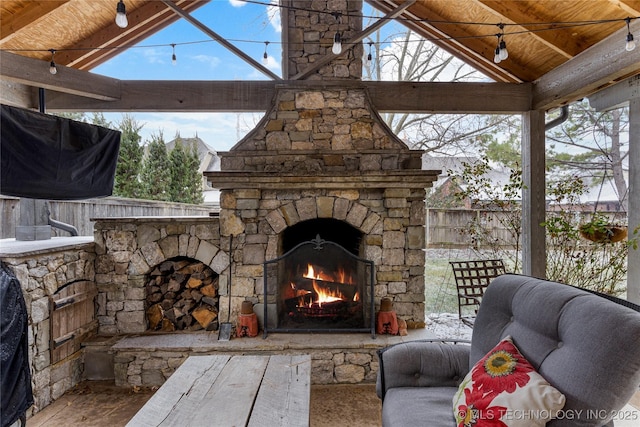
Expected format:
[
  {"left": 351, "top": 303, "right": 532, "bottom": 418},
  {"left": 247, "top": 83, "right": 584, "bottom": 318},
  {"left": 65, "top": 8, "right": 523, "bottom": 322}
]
[
  {"left": 290, "top": 264, "right": 359, "bottom": 308},
  {"left": 303, "top": 264, "right": 354, "bottom": 285},
  {"left": 311, "top": 281, "right": 344, "bottom": 306}
]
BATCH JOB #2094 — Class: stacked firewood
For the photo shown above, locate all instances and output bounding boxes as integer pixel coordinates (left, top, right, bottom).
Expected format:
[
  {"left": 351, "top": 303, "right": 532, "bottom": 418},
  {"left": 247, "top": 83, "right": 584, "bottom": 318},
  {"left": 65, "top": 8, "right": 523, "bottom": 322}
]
[{"left": 145, "top": 258, "right": 219, "bottom": 332}]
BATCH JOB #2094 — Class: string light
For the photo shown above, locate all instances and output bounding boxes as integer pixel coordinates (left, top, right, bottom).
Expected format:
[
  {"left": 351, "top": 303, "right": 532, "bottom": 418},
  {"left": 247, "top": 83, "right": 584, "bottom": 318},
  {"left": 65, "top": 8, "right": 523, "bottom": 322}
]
[
  {"left": 332, "top": 32, "right": 342, "bottom": 54},
  {"left": 115, "top": 0, "right": 128, "bottom": 29},
  {"left": 365, "top": 41, "right": 373, "bottom": 66},
  {"left": 49, "top": 49, "right": 57, "bottom": 75},
  {"left": 493, "top": 35, "right": 502, "bottom": 63},
  {"left": 263, "top": 41, "right": 269, "bottom": 65},
  {"left": 331, "top": 12, "right": 343, "bottom": 55},
  {"left": 171, "top": 44, "right": 177, "bottom": 65},
  {"left": 6, "top": 6, "right": 635, "bottom": 75},
  {"left": 625, "top": 17, "right": 636, "bottom": 51}
]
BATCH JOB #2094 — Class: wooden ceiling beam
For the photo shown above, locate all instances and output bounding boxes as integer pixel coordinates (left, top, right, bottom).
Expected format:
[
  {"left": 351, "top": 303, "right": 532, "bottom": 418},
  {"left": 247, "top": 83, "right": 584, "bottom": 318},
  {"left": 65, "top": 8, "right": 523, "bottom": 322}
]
[
  {"left": 611, "top": 0, "right": 640, "bottom": 17},
  {"left": 37, "top": 79, "right": 531, "bottom": 114},
  {"left": 0, "top": 50, "right": 120, "bottom": 101},
  {"left": 532, "top": 18, "right": 640, "bottom": 110},
  {"left": 0, "top": 1, "right": 69, "bottom": 42},
  {"left": 56, "top": 0, "right": 206, "bottom": 70},
  {"left": 476, "top": 1, "right": 574, "bottom": 58}
]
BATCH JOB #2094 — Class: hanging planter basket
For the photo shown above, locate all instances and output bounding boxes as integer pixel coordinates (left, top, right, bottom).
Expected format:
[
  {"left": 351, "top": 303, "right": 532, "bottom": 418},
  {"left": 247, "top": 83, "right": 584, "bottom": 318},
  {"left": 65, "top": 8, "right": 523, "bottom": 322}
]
[{"left": 579, "top": 224, "right": 628, "bottom": 243}]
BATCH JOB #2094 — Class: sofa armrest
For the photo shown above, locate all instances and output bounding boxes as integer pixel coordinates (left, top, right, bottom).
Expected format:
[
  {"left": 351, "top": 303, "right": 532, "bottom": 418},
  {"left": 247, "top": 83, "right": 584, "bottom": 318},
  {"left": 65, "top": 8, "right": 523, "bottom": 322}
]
[{"left": 376, "top": 339, "right": 471, "bottom": 401}]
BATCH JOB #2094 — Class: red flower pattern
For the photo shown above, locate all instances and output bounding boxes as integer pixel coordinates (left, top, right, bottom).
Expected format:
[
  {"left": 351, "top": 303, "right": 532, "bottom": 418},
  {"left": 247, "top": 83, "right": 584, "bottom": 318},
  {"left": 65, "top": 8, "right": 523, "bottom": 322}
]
[
  {"left": 471, "top": 338, "right": 534, "bottom": 398},
  {"left": 456, "top": 386, "right": 508, "bottom": 427}
]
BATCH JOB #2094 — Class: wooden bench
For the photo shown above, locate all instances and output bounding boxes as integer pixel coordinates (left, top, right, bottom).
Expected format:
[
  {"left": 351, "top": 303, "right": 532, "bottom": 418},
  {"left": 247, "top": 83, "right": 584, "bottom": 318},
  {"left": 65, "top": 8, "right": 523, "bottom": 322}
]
[{"left": 126, "top": 354, "right": 311, "bottom": 427}]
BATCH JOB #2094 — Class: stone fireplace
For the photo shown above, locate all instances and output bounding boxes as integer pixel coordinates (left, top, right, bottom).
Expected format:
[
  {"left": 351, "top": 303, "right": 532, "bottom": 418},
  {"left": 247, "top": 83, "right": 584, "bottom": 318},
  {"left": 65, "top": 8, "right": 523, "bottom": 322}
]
[
  {"left": 93, "top": 0, "right": 441, "bottom": 337},
  {"left": 204, "top": 0, "right": 441, "bottom": 332}
]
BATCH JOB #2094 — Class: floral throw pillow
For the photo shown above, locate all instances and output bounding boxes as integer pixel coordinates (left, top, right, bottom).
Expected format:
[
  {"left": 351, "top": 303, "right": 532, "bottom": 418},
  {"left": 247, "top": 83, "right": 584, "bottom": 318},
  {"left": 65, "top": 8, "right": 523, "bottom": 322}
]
[{"left": 453, "top": 336, "right": 566, "bottom": 427}]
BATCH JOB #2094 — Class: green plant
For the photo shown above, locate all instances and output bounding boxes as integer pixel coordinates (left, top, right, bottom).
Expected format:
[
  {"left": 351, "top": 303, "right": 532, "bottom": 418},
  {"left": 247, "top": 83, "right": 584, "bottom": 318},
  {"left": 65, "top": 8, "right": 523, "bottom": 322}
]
[{"left": 453, "top": 157, "right": 635, "bottom": 295}]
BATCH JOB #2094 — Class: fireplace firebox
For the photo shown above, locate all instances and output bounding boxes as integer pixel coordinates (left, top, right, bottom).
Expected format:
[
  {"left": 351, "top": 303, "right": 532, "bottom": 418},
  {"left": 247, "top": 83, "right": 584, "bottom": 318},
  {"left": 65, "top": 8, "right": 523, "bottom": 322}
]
[{"left": 263, "top": 235, "right": 374, "bottom": 337}]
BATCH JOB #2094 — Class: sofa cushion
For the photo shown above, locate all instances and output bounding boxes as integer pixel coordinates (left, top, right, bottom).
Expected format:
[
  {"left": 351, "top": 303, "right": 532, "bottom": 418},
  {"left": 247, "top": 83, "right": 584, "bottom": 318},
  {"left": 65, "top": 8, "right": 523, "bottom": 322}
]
[
  {"left": 382, "top": 387, "right": 458, "bottom": 427},
  {"left": 453, "top": 336, "right": 566, "bottom": 427}
]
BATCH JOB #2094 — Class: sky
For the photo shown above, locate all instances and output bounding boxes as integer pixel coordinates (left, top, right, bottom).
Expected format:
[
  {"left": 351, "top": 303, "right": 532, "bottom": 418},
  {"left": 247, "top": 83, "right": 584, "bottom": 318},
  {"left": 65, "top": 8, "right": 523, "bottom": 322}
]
[{"left": 94, "top": 0, "right": 284, "bottom": 152}]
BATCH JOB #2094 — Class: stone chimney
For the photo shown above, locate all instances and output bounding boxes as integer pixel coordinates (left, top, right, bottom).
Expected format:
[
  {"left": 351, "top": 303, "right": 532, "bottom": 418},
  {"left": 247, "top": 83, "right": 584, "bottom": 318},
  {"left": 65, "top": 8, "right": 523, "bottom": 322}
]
[{"left": 285, "top": 0, "right": 363, "bottom": 80}]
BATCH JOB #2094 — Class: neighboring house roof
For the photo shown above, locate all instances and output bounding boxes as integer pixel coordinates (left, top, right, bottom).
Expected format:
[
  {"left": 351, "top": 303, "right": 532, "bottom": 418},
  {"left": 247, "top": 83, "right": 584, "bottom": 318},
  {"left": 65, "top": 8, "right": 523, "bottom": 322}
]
[{"left": 166, "top": 136, "right": 221, "bottom": 174}]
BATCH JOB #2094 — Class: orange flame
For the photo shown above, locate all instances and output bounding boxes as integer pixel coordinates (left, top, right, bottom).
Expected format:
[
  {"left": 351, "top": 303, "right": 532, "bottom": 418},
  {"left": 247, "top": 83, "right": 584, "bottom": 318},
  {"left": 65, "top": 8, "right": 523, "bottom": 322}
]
[{"left": 302, "top": 264, "right": 354, "bottom": 285}]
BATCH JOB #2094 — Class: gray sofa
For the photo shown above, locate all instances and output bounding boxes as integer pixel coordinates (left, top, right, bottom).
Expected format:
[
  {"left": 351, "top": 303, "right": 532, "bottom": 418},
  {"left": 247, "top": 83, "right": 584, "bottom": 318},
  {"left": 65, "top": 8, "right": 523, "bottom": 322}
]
[{"left": 377, "top": 274, "right": 640, "bottom": 426}]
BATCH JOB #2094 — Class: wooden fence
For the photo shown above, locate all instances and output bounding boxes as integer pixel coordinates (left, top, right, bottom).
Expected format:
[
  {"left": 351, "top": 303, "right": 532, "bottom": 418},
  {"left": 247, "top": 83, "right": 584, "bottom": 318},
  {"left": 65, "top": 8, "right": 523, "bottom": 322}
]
[
  {"left": 427, "top": 208, "right": 627, "bottom": 248},
  {"left": 1, "top": 196, "right": 216, "bottom": 239},
  {"left": 1, "top": 198, "right": 625, "bottom": 247}
]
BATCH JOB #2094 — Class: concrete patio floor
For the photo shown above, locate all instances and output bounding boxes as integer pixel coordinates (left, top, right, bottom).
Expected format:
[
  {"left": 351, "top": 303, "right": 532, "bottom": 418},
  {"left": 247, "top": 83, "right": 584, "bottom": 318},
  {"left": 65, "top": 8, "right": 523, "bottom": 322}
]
[{"left": 26, "top": 381, "right": 382, "bottom": 427}]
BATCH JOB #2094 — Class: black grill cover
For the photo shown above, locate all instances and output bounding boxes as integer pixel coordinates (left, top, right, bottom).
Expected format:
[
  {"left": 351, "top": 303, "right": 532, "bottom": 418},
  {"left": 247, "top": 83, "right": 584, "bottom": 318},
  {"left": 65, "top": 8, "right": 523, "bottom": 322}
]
[
  {"left": 0, "top": 261, "right": 33, "bottom": 427},
  {"left": 1, "top": 104, "right": 121, "bottom": 200}
]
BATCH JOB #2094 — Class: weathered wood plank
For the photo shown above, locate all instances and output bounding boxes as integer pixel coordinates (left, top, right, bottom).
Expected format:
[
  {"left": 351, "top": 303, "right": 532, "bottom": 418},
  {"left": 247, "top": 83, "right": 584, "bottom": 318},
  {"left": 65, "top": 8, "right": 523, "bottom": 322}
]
[
  {"left": 188, "top": 355, "right": 270, "bottom": 427},
  {"left": 248, "top": 355, "right": 311, "bottom": 427},
  {"left": 125, "top": 355, "right": 231, "bottom": 427},
  {"left": 127, "top": 354, "right": 311, "bottom": 427}
]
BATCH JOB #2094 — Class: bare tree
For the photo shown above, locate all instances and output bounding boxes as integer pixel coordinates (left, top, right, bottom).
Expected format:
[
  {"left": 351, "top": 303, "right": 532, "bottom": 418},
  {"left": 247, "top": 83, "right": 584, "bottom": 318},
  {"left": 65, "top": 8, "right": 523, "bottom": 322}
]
[
  {"left": 546, "top": 101, "right": 629, "bottom": 210},
  {"left": 363, "top": 28, "right": 515, "bottom": 156}
]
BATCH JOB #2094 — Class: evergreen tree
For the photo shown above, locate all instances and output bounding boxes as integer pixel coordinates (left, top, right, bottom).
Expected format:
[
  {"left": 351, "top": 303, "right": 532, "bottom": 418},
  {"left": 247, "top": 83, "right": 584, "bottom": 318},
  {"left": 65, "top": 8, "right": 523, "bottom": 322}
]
[
  {"left": 168, "top": 138, "right": 190, "bottom": 202},
  {"left": 140, "top": 132, "right": 171, "bottom": 201},
  {"left": 113, "top": 114, "right": 144, "bottom": 198},
  {"left": 168, "top": 138, "right": 204, "bottom": 204},
  {"left": 184, "top": 141, "right": 204, "bottom": 204},
  {"left": 90, "top": 112, "right": 111, "bottom": 127}
]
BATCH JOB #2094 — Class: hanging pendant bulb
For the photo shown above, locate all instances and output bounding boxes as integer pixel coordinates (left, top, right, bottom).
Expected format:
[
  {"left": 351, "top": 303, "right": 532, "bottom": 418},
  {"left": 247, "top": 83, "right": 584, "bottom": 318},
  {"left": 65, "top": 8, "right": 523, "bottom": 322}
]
[
  {"left": 115, "top": 0, "right": 128, "bottom": 29},
  {"left": 332, "top": 32, "right": 342, "bottom": 55},
  {"left": 627, "top": 33, "right": 636, "bottom": 52},
  {"left": 625, "top": 18, "right": 636, "bottom": 51},
  {"left": 171, "top": 44, "right": 177, "bottom": 65},
  {"left": 365, "top": 41, "right": 373, "bottom": 67},
  {"left": 49, "top": 50, "right": 57, "bottom": 74},
  {"left": 262, "top": 41, "right": 269, "bottom": 65},
  {"left": 498, "top": 39, "right": 508, "bottom": 61},
  {"left": 493, "top": 46, "right": 501, "bottom": 64}
]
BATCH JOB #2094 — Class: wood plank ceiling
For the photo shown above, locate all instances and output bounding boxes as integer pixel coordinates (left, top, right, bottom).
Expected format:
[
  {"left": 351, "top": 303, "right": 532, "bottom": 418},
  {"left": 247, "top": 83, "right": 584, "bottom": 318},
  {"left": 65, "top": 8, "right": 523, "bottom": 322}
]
[{"left": 1, "top": 0, "right": 639, "bottom": 108}]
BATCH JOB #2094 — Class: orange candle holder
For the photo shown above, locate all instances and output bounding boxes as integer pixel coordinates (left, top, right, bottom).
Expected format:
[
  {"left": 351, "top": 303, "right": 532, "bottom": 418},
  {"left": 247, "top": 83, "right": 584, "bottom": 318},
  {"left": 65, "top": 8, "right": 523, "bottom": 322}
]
[
  {"left": 376, "top": 310, "right": 399, "bottom": 335},
  {"left": 237, "top": 313, "right": 259, "bottom": 337}
]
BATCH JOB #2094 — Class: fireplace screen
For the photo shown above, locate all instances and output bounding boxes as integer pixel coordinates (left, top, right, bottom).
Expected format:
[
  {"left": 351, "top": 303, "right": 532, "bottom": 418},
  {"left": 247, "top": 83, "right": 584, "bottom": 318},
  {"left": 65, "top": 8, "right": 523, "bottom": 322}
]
[{"left": 263, "top": 235, "right": 374, "bottom": 338}]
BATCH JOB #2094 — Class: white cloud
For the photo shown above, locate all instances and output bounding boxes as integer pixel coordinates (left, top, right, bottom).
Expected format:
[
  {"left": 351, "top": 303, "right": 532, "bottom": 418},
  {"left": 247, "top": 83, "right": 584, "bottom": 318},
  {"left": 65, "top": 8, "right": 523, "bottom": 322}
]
[
  {"left": 142, "top": 48, "right": 167, "bottom": 64},
  {"left": 191, "top": 54, "right": 221, "bottom": 69},
  {"left": 229, "top": 0, "right": 246, "bottom": 7},
  {"left": 105, "top": 112, "right": 265, "bottom": 152},
  {"left": 267, "top": 1, "right": 281, "bottom": 33}
]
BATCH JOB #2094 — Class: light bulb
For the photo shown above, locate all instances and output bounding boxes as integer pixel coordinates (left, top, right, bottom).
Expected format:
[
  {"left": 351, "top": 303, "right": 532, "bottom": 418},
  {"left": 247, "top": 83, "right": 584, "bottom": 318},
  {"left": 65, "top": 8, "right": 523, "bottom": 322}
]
[
  {"left": 365, "top": 52, "right": 372, "bottom": 67},
  {"left": 626, "top": 33, "right": 636, "bottom": 52},
  {"left": 115, "top": 1, "right": 128, "bottom": 28},
  {"left": 499, "top": 40, "right": 508, "bottom": 60},
  {"left": 263, "top": 52, "right": 269, "bottom": 65},
  {"left": 49, "top": 61, "right": 57, "bottom": 75},
  {"left": 172, "top": 53, "right": 177, "bottom": 65},
  {"left": 332, "top": 33, "right": 342, "bottom": 55},
  {"left": 493, "top": 46, "right": 501, "bottom": 64}
]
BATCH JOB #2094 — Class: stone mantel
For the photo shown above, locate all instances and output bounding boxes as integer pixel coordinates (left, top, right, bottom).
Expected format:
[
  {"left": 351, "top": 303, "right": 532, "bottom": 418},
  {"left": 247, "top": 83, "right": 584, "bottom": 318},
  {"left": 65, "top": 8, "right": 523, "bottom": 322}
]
[{"left": 205, "top": 170, "right": 441, "bottom": 190}]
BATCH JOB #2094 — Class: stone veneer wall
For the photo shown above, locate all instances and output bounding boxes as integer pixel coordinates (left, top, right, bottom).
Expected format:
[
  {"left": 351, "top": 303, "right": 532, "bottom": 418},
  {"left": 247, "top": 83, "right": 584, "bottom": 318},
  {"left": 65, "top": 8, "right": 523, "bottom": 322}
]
[
  {"left": 0, "top": 241, "right": 95, "bottom": 415},
  {"left": 286, "top": 0, "right": 363, "bottom": 80},
  {"left": 93, "top": 217, "right": 228, "bottom": 335}
]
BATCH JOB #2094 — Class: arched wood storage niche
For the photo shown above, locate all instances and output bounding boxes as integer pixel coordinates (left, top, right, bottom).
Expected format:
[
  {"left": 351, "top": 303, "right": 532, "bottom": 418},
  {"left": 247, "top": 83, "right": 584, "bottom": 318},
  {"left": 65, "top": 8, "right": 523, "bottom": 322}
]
[{"left": 145, "top": 256, "right": 219, "bottom": 332}]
